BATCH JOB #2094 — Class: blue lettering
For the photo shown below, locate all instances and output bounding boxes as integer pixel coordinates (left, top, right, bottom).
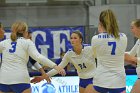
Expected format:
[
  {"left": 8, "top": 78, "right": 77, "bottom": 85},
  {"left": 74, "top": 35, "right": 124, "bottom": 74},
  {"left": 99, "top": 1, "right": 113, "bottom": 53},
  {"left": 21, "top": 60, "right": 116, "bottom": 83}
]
[{"left": 58, "top": 85, "right": 79, "bottom": 93}]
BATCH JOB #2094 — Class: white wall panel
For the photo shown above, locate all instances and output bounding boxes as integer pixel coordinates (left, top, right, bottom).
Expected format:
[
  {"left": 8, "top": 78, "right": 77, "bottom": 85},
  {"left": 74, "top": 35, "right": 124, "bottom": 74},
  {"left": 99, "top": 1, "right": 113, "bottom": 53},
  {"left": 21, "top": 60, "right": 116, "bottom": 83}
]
[
  {"left": 89, "top": 5, "right": 137, "bottom": 50},
  {"left": 137, "top": 5, "right": 140, "bottom": 18},
  {"left": 0, "top": 6, "right": 87, "bottom": 27}
]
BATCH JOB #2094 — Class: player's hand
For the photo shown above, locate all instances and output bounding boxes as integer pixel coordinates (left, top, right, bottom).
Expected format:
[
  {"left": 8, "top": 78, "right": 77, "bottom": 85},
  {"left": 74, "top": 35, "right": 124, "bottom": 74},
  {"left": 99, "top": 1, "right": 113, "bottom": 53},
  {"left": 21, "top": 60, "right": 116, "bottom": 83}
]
[
  {"left": 54, "top": 65, "right": 66, "bottom": 76},
  {"left": 42, "top": 74, "right": 51, "bottom": 83},
  {"left": 30, "top": 76, "right": 44, "bottom": 83}
]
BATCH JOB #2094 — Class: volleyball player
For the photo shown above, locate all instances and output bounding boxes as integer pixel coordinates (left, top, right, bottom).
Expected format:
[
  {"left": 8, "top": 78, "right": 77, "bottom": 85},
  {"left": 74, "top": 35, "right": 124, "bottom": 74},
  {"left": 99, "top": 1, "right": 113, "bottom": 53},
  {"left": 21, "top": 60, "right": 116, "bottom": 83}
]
[
  {"left": 32, "top": 31, "right": 97, "bottom": 93},
  {"left": 0, "top": 22, "right": 51, "bottom": 83},
  {"left": 0, "top": 21, "right": 65, "bottom": 93},
  {"left": 91, "top": 9, "right": 127, "bottom": 93},
  {"left": 125, "top": 19, "right": 140, "bottom": 93}
]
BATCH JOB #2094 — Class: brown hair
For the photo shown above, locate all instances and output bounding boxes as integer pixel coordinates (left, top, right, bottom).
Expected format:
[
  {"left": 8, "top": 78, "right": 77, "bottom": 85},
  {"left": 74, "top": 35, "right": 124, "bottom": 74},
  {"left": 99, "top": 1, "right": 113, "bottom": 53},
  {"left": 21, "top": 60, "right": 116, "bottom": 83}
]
[
  {"left": 71, "top": 30, "right": 83, "bottom": 44},
  {"left": 99, "top": 9, "right": 120, "bottom": 39},
  {"left": 10, "top": 21, "right": 28, "bottom": 41}
]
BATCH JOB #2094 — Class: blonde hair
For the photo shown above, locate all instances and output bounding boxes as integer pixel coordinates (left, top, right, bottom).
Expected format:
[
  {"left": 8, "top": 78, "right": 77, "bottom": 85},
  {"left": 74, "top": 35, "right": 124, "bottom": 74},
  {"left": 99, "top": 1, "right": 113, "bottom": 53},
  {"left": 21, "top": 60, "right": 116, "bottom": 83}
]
[
  {"left": 131, "top": 19, "right": 140, "bottom": 28},
  {"left": 10, "top": 21, "right": 28, "bottom": 41},
  {"left": 99, "top": 9, "right": 120, "bottom": 39}
]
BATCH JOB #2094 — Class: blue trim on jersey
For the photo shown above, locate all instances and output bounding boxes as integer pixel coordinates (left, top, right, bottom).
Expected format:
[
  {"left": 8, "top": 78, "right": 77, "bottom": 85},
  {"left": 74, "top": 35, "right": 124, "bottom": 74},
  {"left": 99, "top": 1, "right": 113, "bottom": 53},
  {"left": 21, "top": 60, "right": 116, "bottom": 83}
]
[
  {"left": 0, "top": 83, "right": 31, "bottom": 93},
  {"left": 94, "top": 86, "right": 126, "bottom": 93},
  {"left": 79, "top": 78, "right": 93, "bottom": 88},
  {"left": 98, "top": 33, "right": 124, "bottom": 39}
]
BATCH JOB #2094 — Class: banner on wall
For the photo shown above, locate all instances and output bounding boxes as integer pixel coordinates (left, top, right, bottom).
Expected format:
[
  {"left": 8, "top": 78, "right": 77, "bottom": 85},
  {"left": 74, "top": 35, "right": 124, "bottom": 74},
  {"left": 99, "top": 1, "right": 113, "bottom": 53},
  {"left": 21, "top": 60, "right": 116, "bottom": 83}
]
[
  {"left": 4, "top": 26, "right": 85, "bottom": 59},
  {"left": 31, "top": 75, "right": 138, "bottom": 93}
]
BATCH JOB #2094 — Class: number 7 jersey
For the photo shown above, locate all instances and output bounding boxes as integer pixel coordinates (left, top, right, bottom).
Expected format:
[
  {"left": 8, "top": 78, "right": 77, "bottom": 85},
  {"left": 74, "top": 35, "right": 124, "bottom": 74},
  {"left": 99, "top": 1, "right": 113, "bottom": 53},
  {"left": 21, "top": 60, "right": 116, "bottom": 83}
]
[{"left": 91, "top": 32, "right": 127, "bottom": 88}]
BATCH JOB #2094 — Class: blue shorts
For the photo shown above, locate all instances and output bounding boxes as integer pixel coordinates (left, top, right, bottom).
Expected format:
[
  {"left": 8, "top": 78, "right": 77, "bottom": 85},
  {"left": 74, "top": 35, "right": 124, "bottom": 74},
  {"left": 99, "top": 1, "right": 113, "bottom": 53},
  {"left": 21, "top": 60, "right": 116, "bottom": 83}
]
[
  {"left": 79, "top": 78, "right": 93, "bottom": 88},
  {"left": 0, "top": 83, "right": 31, "bottom": 93},
  {"left": 94, "top": 86, "right": 126, "bottom": 93}
]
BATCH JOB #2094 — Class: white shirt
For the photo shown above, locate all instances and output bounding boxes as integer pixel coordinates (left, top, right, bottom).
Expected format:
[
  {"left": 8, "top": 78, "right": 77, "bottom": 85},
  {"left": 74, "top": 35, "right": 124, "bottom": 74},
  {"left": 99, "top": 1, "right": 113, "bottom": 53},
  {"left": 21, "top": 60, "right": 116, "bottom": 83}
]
[
  {"left": 0, "top": 37, "right": 56, "bottom": 84},
  {"left": 48, "top": 46, "right": 96, "bottom": 79},
  {"left": 129, "top": 39, "right": 140, "bottom": 78},
  {"left": 91, "top": 32, "right": 127, "bottom": 88}
]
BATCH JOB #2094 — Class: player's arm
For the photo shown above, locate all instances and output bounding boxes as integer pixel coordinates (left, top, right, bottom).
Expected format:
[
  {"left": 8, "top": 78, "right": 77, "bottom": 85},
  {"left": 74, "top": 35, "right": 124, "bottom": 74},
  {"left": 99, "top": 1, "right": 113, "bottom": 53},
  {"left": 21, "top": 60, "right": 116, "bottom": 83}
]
[
  {"left": 31, "top": 64, "right": 67, "bottom": 83},
  {"left": 47, "top": 53, "right": 70, "bottom": 77},
  {"left": 91, "top": 35, "right": 98, "bottom": 58},
  {"left": 125, "top": 40, "right": 139, "bottom": 65},
  {"left": 27, "top": 40, "right": 66, "bottom": 76},
  {"left": 124, "top": 53, "right": 137, "bottom": 65},
  {"left": 129, "top": 40, "right": 139, "bottom": 56},
  {"left": 31, "top": 60, "right": 68, "bottom": 83},
  {"left": 30, "top": 67, "right": 51, "bottom": 83},
  {"left": 29, "top": 57, "right": 51, "bottom": 83}
]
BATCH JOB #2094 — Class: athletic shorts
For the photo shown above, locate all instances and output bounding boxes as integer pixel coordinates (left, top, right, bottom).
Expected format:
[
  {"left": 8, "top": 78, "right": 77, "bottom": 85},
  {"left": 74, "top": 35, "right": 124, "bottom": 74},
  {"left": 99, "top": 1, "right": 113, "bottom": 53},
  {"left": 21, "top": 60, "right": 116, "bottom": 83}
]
[
  {"left": 79, "top": 78, "right": 93, "bottom": 88},
  {"left": 94, "top": 86, "right": 126, "bottom": 93},
  {"left": 0, "top": 83, "right": 31, "bottom": 93}
]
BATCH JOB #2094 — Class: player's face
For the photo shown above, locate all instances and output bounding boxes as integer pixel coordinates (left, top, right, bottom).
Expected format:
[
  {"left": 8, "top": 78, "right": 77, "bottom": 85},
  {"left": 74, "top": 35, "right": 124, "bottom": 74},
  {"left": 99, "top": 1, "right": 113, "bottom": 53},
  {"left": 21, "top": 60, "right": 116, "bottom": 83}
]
[
  {"left": 27, "top": 33, "right": 32, "bottom": 40},
  {"left": 70, "top": 33, "right": 82, "bottom": 47},
  {"left": 0, "top": 27, "right": 5, "bottom": 39},
  {"left": 131, "top": 24, "right": 140, "bottom": 38}
]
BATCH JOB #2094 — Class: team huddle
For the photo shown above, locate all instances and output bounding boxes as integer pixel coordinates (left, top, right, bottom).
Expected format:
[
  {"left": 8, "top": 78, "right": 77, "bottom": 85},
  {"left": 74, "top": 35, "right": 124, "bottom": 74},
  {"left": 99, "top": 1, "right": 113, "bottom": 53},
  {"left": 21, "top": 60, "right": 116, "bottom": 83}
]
[{"left": 0, "top": 9, "right": 140, "bottom": 93}]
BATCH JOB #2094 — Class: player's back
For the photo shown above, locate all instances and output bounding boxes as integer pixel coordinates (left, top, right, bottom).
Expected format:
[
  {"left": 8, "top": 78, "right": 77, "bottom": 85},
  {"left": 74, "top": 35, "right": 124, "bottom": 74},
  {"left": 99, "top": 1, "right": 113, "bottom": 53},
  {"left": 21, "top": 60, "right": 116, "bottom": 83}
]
[
  {"left": 0, "top": 37, "right": 33, "bottom": 84},
  {"left": 92, "top": 32, "right": 127, "bottom": 70},
  {"left": 91, "top": 32, "right": 127, "bottom": 88},
  {"left": 1, "top": 37, "right": 30, "bottom": 65}
]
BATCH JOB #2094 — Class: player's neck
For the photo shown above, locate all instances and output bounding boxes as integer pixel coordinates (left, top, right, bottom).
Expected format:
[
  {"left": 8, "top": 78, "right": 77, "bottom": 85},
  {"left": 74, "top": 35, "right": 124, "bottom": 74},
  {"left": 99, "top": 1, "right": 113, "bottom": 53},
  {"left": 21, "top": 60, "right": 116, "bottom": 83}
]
[{"left": 73, "top": 45, "right": 82, "bottom": 55}]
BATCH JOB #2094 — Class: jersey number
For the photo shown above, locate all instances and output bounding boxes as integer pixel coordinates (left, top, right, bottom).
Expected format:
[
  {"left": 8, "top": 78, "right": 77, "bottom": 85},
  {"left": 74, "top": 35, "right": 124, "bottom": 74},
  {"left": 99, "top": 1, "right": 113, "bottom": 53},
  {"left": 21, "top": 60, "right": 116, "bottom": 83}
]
[
  {"left": 9, "top": 42, "right": 17, "bottom": 53},
  {"left": 108, "top": 42, "right": 116, "bottom": 55},
  {"left": 78, "top": 63, "right": 87, "bottom": 69}
]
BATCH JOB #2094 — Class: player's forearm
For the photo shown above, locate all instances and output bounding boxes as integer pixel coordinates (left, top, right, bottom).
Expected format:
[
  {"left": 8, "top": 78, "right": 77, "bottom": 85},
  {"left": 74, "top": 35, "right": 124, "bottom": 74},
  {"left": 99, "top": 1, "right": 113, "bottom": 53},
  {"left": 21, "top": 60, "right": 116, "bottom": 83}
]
[
  {"left": 33, "top": 62, "right": 42, "bottom": 70},
  {"left": 39, "top": 68, "right": 46, "bottom": 75},
  {"left": 47, "top": 69, "right": 58, "bottom": 77},
  {"left": 124, "top": 53, "right": 137, "bottom": 65},
  {"left": 47, "top": 64, "right": 66, "bottom": 77}
]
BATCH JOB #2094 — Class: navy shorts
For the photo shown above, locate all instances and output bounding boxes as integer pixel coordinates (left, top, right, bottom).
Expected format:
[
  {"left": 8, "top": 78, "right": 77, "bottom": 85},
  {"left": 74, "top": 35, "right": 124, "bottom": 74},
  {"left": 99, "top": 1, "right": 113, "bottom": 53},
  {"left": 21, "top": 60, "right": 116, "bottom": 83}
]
[
  {"left": 0, "top": 83, "right": 31, "bottom": 93},
  {"left": 94, "top": 86, "right": 126, "bottom": 93},
  {"left": 79, "top": 78, "right": 93, "bottom": 88}
]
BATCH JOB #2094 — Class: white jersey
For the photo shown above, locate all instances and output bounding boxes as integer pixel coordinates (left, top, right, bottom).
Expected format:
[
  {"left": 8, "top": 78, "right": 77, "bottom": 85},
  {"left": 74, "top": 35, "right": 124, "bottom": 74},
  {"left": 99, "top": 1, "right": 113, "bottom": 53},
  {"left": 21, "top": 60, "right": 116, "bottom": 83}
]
[
  {"left": 91, "top": 32, "right": 127, "bottom": 88},
  {"left": 48, "top": 46, "right": 96, "bottom": 79},
  {"left": 0, "top": 37, "right": 56, "bottom": 84},
  {"left": 129, "top": 39, "right": 140, "bottom": 78}
]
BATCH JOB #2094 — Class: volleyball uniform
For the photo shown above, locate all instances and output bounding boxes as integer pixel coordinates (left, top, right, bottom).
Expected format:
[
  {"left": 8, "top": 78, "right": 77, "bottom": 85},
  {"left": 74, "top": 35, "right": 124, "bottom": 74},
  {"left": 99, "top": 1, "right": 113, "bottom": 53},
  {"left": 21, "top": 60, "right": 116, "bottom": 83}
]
[
  {"left": 47, "top": 46, "right": 96, "bottom": 87},
  {"left": 0, "top": 37, "right": 56, "bottom": 84},
  {"left": 91, "top": 32, "right": 127, "bottom": 88},
  {"left": 128, "top": 39, "right": 140, "bottom": 78}
]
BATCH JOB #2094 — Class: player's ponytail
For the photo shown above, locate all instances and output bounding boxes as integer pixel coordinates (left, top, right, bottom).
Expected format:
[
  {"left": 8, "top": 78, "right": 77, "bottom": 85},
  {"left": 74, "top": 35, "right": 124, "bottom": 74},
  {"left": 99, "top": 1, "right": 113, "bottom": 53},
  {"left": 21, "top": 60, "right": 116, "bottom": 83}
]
[
  {"left": 10, "top": 21, "right": 28, "bottom": 41},
  {"left": 99, "top": 9, "right": 120, "bottom": 39},
  {"left": 10, "top": 30, "right": 17, "bottom": 41}
]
